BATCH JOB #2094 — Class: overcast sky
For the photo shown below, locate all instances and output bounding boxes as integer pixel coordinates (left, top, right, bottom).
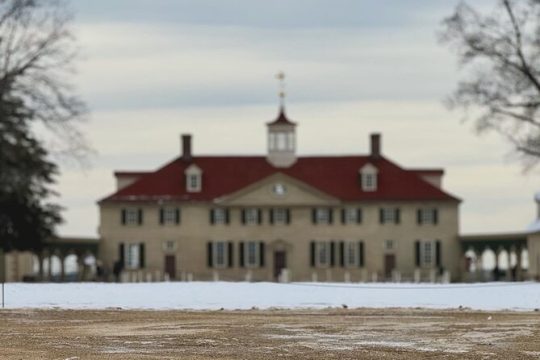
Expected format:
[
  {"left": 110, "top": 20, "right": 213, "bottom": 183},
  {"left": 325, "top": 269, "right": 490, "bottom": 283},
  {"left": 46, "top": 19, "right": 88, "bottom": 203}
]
[{"left": 57, "top": 0, "right": 539, "bottom": 237}]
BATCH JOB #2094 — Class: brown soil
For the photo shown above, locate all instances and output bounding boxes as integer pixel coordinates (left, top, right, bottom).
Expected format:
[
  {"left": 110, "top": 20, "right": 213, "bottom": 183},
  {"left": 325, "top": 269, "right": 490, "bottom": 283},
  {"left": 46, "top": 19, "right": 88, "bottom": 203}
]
[{"left": 0, "top": 308, "right": 539, "bottom": 359}]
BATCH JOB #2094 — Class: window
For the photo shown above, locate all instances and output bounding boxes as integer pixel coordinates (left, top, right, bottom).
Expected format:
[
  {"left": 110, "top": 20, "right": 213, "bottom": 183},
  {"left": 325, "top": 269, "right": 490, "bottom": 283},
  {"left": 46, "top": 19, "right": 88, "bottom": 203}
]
[
  {"left": 272, "top": 183, "right": 287, "bottom": 196},
  {"left": 380, "top": 208, "right": 400, "bottom": 224},
  {"left": 316, "top": 242, "right": 331, "bottom": 267},
  {"left": 243, "top": 208, "right": 260, "bottom": 225},
  {"left": 360, "top": 163, "right": 378, "bottom": 192},
  {"left": 422, "top": 241, "right": 433, "bottom": 266},
  {"left": 313, "top": 208, "right": 332, "bottom": 224},
  {"left": 418, "top": 208, "right": 438, "bottom": 225},
  {"left": 122, "top": 208, "right": 141, "bottom": 226},
  {"left": 163, "top": 240, "right": 176, "bottom": 252},
  {"left": 125, "top": 244, "right": 140, "bottom": 269},
  {"left": 342, "top": 208, "right": 361, "bottom": 224},
  {"left": 214, "top": 241, "right": 228, "bottom": 268},
  {"left": 345, "top": 242, "right": 358, "bottom": 267},
  {"left": 272, "top": 208, "right": 289, "bottom": 225},
  {"left": 246, "top": 241, "right": 259, "bottom": 267},
  {"left": 161, "top": 207, "right": 179, "bottom": 225},
  {"left": 212, "top": 208, "right": 227, "bottom": 224},
  {"left": 384, "top": 239, "right": 395, "bottom": 251},
  {"left": 185, "top": 164, "right": 202, "bottom": 192}
]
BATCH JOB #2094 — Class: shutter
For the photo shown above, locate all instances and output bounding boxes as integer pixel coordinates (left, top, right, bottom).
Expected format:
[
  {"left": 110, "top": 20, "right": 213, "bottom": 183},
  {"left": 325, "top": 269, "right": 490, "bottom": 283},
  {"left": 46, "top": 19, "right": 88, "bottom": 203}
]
[
  {"left": 119, "top": 243, "right": 125, "bottom": 267},
  {"left": 358, "top": 241, "right": 364, "bottom": 267},
  {"left": 138, "top": 208, "right": 143, "bottom": 225},
  {"left": 357, "top": 208, "right": 362, "bottom": 224},
  {"left": 159, "top": 208, "right": 164, "bottom": 225},
  {"left": 328, "top": 208, "right": 334, "bottom": 224},
  {"left": 239, "top": 242, "right": 245, "bottom": 267},
  {"left": 433, "top": 209, "right": 439, "bottom": 225},
  {"left": 257, "top": 209, "right": 262, "bottom": 225},
  {"left": 395, "top": 208, "right": 400, "bottom": 224},
  {"left": 417, "top": 209, "right": 422, "bottom": 225},
  {"left": 175, "top": 208, "right": 181, "bottom": 224},
  {"left": 330, "top": 241, "right": 335, "bottom": 267},
  {"left": 121, "top": 209, "right": 126, "bottom": 225},
  {"left": 310, "top": 241, "right": 316, "bottom": 267},
  {"left": 241, "top": 209, "right": 246, "bottom": 224},
  {"left": 269, "top": 209, "right": 274, "bottom": 224},
  {"left": 379, "top": 209, "right": 384, "bottom": 224},
  {"left": 415, "top": 241, "right": 421, "bottom": 267},
  {"left": 259, "top": 242, "right": 265, "bottom": 267},
  {"left": 139, "top": 243, "right": 145, "bottom": 268},
  {"left": 312, "top": 209, "right": 317, "bottom": 224},
  {"left": 228, "top": 242, "right": 234, "bottom": 267},
  {"left": 286, "top": 209, "right": 291, "bottom": 224},
  {"left": 341, "top": 209, "right": 346, "bottom": 224},
  {"left": 339, "top": 241, "right": 345, "bottom": 267},
  {"left": 210, "top": 209, "right": 215, "bottom": 225},
  {"left": 225, "top": 209, "right": 230, "bottom": 224},
  {"left": 207, "top": 242, "right": 213, "bottom": 268},
  {"left": 435, "top": 240, "right": 441, "bottom": 267}
]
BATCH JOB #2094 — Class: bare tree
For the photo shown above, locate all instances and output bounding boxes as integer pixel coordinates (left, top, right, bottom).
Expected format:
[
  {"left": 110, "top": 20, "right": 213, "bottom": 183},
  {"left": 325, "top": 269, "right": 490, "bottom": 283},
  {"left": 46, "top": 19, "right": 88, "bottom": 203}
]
[
  {"left": 440, "top": 0, "right": 540, "bottom": 169},
  {"left": 0, "top": 0, "right": 88, "bottom": 161}
]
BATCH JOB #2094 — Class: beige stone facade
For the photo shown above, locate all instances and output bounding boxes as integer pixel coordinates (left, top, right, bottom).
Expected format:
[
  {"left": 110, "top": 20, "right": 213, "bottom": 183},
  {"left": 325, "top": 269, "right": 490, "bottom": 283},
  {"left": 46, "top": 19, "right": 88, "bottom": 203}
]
[
  {"left": 2, "top": 251, "right": 34, "bottom": 282},
  {"left": 98, "top": 108, "right": 462, "bottom": 283}
]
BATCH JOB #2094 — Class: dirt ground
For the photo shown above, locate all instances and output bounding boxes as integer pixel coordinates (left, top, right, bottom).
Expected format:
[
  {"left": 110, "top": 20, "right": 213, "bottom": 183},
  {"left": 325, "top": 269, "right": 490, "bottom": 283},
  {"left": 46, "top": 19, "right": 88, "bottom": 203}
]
[{"left": 0, "top": 308, "right": 539, "bottom": 359}]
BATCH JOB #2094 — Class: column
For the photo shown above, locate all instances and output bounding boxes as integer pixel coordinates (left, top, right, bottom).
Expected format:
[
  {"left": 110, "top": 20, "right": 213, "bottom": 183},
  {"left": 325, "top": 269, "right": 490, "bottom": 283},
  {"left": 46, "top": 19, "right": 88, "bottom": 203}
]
[
  {"left": 516, "top": 246, "right": 523, "bottom": 281},
  {"left": 60, "top": 254, "right": 66, "bottom": 282}
]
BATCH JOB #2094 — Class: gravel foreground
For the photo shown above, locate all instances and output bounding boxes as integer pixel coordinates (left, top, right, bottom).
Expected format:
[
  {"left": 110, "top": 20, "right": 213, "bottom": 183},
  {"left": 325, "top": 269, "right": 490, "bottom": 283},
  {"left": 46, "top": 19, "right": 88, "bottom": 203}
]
[{"left": 1, "top": 308, "right": 539, "bottom": 359}]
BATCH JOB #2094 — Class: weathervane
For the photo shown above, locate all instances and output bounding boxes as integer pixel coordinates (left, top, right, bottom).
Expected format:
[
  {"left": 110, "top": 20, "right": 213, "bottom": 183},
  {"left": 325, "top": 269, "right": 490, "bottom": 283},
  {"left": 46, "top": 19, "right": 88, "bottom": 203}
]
[{"left": 276, "top": 71, "right": 285, "bottom": 107}]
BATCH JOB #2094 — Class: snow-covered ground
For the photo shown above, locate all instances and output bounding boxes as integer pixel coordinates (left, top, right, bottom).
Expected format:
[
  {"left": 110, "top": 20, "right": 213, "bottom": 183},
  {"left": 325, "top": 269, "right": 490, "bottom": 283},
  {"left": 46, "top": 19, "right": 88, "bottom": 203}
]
[{"left": 2, "top": 282, "right": 540, "bottom": 311}]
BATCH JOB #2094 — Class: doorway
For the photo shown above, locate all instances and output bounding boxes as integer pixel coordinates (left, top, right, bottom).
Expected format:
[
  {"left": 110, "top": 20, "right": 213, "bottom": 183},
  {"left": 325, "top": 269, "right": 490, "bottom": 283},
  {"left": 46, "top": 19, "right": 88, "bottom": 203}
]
[
  {"left": 274, "top": 251, "right": 287, "bottom": 281},
  {"left": 164, "top": 255, "right": 176, "bottom": 280},
  {"left": 384, "top": 254, "right": 395, "bottom": 279}
]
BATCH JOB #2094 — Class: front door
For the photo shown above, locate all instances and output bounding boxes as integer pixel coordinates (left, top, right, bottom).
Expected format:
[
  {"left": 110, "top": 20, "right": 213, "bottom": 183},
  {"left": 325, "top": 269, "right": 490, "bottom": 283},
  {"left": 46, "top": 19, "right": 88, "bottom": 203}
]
[
  {"left": 164, "top": 255, "right": 176, "bottom": 280},
  {"left": 384, "top": 254, "right": 395, "bottom": 279},
  {"left": 274, "top": 251, "right": 287, "bottom": 280}
]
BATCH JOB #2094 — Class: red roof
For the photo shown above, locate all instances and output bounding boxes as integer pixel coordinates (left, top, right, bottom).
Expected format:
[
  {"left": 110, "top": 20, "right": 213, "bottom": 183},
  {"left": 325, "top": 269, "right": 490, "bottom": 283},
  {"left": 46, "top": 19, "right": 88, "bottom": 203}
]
[
  {"left": 267, "top": 107, "right": 296, "bottom": 126},
  {"left": 100, "top": 156, "right": 459, "bottom": 203}
]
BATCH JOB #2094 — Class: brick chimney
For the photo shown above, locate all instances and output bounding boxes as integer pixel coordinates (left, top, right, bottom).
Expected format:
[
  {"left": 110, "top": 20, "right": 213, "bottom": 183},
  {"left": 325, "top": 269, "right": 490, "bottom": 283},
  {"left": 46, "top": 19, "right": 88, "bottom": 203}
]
[
  {"left": 370, "top": 133, "right": 381, "bottom": 158},
  {"left": 181, "top": 134, "right": 192, "bottom": 161}
]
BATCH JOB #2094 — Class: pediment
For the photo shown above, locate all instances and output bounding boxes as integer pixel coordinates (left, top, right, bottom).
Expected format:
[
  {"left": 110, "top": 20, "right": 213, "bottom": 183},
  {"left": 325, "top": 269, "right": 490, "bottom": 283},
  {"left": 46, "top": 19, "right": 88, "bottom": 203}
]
[{"left": 215, "top": 173, "right": 340, "bottom": 206}]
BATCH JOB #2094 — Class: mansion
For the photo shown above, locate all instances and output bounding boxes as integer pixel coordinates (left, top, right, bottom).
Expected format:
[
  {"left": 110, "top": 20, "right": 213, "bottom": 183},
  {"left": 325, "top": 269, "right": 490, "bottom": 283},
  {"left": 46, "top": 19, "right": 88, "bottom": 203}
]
[{"left": 98, "top": 106, "right": 464, "bottom": 282}]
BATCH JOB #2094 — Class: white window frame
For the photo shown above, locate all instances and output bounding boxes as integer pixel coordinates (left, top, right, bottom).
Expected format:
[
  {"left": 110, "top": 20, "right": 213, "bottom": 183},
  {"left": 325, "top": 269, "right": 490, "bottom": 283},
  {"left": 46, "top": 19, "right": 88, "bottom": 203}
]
[
  {"left": 245, "top": 241, "right": 260, "bottom": 268},
  {"left": 420, "top": 208, "right": 436, "bottom": 225},
  {"left": 381, "top": 208, "right": 396, "bottom": 223},
  {"left": 421, "top": 240, "right": 434, "bottom": 267},
  {"left": 360, "top": 163, "right": 378, "bottom": 192},
  {"left": 245, "top": 208, "right": 259, "bottom": 225},
  {"left": 213, "top": 208, "right": 226, "bottom": 224},
  {"left": 163, "top": 207, "right": 177, "bottom": 224},
  {"left": 125, "top": 208, "right": 139, "bottom": 225},
  {"left": 125, "top": 243, "right": 140, "bottom": 269},
  {"left": 273, "top": 208, "right": 288, "bottom": 224},
  {"left": 185, "top": 165, "right": 202, "bottom": 193},
  {"left": 345, "top": 241, "right": 358, "bottom": 267},
  {"left": 344, "top": 208, "right": 359, "bottom": 224},
  {"left": 316, "top": 241, "right": 331, "bottom": 267},
  {"left": 315, "top": 208, "right": 331, "bottom": 224},
  {"left": 213, "top": 241, "right": 228, "bottom": 269}
]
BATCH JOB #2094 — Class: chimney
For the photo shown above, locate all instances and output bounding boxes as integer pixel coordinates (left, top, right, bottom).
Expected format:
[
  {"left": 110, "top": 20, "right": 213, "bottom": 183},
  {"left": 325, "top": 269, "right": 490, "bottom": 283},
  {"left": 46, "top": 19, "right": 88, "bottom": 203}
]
[
  {"left": 370, "top": 133, "right": 381, "bottom": 158},
  {"left": 181, "top": 134, "right": 192, "bottom": 161}
]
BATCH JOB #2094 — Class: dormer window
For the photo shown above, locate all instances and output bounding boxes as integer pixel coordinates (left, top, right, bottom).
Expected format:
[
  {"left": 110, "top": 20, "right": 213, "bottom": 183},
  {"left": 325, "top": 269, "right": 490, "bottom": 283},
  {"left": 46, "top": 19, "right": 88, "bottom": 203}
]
[
  {"left": 360, "top": 163, "right": 378, "bottom": 192},
  {"left": 185, "top": 164, "right": 202, "bottom": 193}
]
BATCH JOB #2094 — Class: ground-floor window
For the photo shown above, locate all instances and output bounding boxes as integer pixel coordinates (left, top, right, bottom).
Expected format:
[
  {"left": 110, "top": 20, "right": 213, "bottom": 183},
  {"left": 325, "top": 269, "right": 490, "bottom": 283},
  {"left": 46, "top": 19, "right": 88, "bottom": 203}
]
[
  {"left": 214, "top": 241, "right": 228, "bottom": 268},
  {"left": 345, "top": 242, "right": 358, "bottom": 267},
  {"left": 125, "top": 243, "right": 143, "bottom": 269},
  {"left": 316, "top": 242, "right": 331, "bottom": 267}
]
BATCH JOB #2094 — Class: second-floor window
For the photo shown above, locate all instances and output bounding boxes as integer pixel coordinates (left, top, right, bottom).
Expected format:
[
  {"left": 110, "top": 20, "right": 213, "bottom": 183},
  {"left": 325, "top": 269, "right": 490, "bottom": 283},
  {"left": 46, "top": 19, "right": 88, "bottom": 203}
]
[
  {"left": 342, "top": 208, "right": 362, "bottom": 224},
  {"left": 210, "top": 208, "right": 229, "bottom": 225},
  {"left": 122, "top": 208, "right": 142, "bottom": 226},
  {"left": 242, "top": 208, "right": 261, "bottom": 225},
  {"left": 270, "top": 208, "right": 290, "bottom": 225},
  {"left": 312, "top": 208, "right": 333, "bottom": 224},
  {"left": 160, "top": 207, "right": 180, "bottom": 225},
  {"left": 417, "top": 208, "right": 439, "bottom": 225},
  {"left": 379, "top": 208, "right": 400, "bottom": 224}
]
